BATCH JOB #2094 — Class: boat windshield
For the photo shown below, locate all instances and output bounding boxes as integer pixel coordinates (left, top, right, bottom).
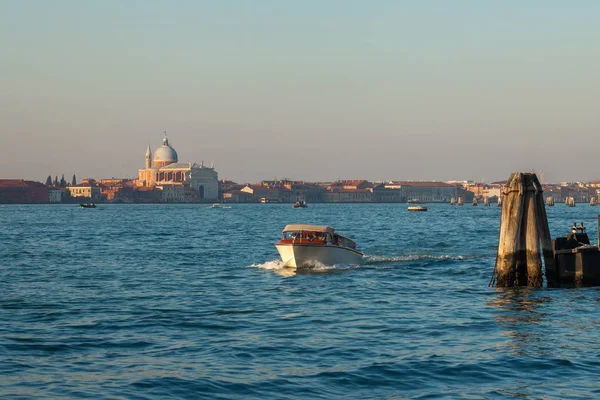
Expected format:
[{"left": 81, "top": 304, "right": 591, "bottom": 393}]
[{"left": 282, "top": 231, "right": 328, "bottom": 242}]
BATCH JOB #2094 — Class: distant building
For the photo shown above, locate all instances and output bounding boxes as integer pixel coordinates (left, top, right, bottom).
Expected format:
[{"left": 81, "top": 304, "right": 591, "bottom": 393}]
[
  {"left": 329, "top": 180, "right": 370, "bottom": 191},
  {"left": 222, "top": 190, "right": 254, "bottom": 203},
  {"left": 48, "top": 188, "right": 62, "bottom": 203},
  {"left": 0, "top": 180, "right": 49, "bottom": 203},
  {"left": 137, "top": 134, "right": 218, "bottom": 201},
  {"left": 67, "top": 183, "right": 102, "bottom": 201},
  {"left": 240, "top": 184, "right": 291, "bottom": 202},
  {"left": 386, "top": 181, "right": 457, "bottom": 202},
  {"left": 322, "top": 189, "right": 373, "bottom": 203}
]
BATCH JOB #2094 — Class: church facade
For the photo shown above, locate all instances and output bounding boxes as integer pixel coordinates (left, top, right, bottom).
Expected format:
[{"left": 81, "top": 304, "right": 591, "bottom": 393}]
[{"left": 138, "top": 134, "right": 219, "bottom": 201}]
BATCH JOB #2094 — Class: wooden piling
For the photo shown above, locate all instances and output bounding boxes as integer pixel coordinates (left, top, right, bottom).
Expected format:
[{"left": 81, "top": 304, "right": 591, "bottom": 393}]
[
  {"left": 535, "top": 188, "right": 556, "bottom": 287},
  {"left": 495, "top": 173, "right": 526, "bottom": 287},
  {"left": 495, "top": 172, "right": 552, "bottom": 287}
]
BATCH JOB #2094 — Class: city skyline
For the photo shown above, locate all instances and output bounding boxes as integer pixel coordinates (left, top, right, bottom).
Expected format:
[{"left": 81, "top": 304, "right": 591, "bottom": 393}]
[{"left": 1, "top": 1, "right": 599, "bottom": 183}]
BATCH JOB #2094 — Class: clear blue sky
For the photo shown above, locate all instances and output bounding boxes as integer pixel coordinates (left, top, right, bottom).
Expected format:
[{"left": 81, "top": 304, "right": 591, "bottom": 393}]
[{"left": 1, "top": 1, "right": 598, "bottom": 183}]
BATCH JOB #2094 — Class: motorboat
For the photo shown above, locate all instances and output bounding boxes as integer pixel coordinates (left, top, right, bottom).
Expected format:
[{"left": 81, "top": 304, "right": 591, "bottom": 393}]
[
  {"left": 275, "top": 224, "right": 363, "bottom": 268},
  {"left": 293, "top": 200, "right": 307, "bottom": 208},
  {"left": 408, "top": 205, "right": 427, "bottom": 212},
  {"left": 79, "top": 203, "right": 96, "bottom": 208},
  {"left": 211, "top": 203, "right": 221, "bottom": 208}
]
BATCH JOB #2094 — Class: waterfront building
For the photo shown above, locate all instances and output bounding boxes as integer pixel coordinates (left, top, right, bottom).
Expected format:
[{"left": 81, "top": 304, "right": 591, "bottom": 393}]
[
  {"left": 240, "top": 184, "right": 292, "bottom": 203},
  {"left": 48, "top": 188, "right": 62, "bottom": 203},
  {"left": 322, "top": 189, "right": 373, "bottom": 203},
  {"left": 222, "top": 190, "right": 254, "bottom": 203},
  {"left": 281, "top": 181, "right": 324, "bottom": 203},
  {"left": 328, "top": 180, "right": 370, "bottom": 191},
  {"left": 67, "top": 183, "right": 102, "bottom": 201},
  {"left": 98, "top": 179, "right": 135, "bottom": 202},
  {"left": 372, "top": 184, "right": 404, "bottom": 202},
  {"left": 137, "top": 134, "right": 219, "bottom": 201},
  {"left": 385, "top": 181, "right": 458, "bottom": 202},
  {"left": 0, "top": 180, "right": 49, "bottom": 203}
]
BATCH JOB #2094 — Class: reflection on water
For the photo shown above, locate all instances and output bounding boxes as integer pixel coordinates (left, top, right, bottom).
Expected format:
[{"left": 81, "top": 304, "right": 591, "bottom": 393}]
[{"left": 488, "top": 288, "right": 551, "bottom": 357}]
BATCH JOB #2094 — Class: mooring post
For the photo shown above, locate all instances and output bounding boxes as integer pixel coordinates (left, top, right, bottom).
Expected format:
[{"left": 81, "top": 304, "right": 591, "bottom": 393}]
[
  {"left": 525, "top": 174, "right": 544, "bottom": 287},
  {"left": 495, "top": 172, "right": 550, "bottom": 287},
  {"left": 495, "top": 173, "right": 526, "bottom": 286}
]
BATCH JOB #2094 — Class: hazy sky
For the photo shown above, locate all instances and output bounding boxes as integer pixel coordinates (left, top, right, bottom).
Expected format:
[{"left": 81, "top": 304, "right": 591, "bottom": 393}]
[{"left": 1, "top": 1, "right": 598, "bottom": 183}]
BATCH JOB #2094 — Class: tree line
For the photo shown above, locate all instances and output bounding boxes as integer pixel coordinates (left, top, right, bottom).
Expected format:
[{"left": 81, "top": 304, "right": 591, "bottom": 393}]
[{"left": 45, "top": 174, "right": 77, "bottom": 187}]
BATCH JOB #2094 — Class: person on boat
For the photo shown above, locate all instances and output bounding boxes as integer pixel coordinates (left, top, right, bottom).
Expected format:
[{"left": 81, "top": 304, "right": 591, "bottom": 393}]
[{"left": 332, "top": 234, "right": 339, "bottom": 245}]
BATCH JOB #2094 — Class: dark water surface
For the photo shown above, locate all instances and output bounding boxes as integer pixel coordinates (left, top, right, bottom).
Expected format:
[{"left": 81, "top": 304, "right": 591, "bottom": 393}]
[{"left": 1, "top": 203, "right": 600, "bottom": 399}]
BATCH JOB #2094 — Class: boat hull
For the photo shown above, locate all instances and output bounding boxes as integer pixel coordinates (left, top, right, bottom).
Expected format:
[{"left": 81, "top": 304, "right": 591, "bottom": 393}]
[{"left": 275, "top": 243, "right": 363, "bottom": 268}]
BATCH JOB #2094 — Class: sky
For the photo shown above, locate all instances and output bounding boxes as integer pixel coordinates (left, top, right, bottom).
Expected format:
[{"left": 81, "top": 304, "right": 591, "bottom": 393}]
[{"left": 1, "top": 1, "right": 599, "bottom": 184}]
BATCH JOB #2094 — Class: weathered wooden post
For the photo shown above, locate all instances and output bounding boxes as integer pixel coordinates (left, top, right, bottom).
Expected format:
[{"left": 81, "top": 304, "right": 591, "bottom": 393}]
[
  {"left": 495, "top": 173, "right": 526, "bottom": 286},
  {"left": 536, "top": 187, "right": 556, "bottom": 287},
  {"left": 494, "top": 172, "right": 553, "bottom": 287}
]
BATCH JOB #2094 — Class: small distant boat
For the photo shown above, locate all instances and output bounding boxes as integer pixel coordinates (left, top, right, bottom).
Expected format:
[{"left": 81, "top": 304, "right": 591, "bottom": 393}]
[
  {"left": 590, "top": 197, "right": 597, "bottom": 206},
  {"left": 293, "top": 200, "right": 307, "bottom": 208},
  {"left": 407, "top": 198, "right": 420, "bottom": 204},
  {"left": 211, "top": 203, "right": 221, "bottom": 208},
  {"left": 260, "top": 197, "right": 269, "bottom": 204},
  {"left": 275, "top": 224, "right": 363, "bottom": 269},
  {"left": 79, "top": 203, "right": 96, "bottom": 208},
  {"left": 546, "top": 196, "right": 555, "bottom": 206},
  {"left": 408, "top": 205, "right": 427, "bottom": 212}
]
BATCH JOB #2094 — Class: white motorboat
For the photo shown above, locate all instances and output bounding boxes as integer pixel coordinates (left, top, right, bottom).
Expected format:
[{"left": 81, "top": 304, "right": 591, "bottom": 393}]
[
  {"left": 211, "top": 203, "right": 221, "bottom": 208},
  {"left": 275, "top": 224, "right": 363, "bottom": 268},
  {"left": 408, "top": 205, "right": 427, "bottom": 212}
]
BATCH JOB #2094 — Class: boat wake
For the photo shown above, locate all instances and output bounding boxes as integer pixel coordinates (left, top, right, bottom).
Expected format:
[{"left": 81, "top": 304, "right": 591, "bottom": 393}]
[
  {"left": 250, "top": 254, "right": 470, "bottom": 276},
  {"left": 363, "top": 254, "right": 467, "bottom": 265},
  {"left": 249, "top": 259, "right": 358, "bottom": 276}
]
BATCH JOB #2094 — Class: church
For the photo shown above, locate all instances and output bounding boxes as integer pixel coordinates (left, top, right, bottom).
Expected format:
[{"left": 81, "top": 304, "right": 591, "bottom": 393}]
[{"left": 138, "top": 134, "right": 219, "bottom": 201}]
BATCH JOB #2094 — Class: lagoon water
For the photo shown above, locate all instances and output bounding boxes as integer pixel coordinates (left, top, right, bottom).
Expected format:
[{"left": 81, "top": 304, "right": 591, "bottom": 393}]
[{"left": 1, "top": 203, "right": 600, "bottom": 399}]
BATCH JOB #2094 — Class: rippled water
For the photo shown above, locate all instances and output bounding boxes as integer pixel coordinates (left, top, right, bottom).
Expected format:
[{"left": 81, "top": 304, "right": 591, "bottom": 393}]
[{"left": 1, "top": 203, "right": 600, "bottom": 399}]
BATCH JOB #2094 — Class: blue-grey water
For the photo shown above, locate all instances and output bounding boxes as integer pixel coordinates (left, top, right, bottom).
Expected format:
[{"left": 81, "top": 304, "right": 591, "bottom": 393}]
[{"left": 1, "top": 203, "right": 600, "bottom": 399}]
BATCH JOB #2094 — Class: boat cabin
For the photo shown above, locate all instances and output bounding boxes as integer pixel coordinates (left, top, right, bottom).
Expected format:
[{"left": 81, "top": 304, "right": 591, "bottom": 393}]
[{"left": 279, "top": 224, "right": 357, "bottom": 249}]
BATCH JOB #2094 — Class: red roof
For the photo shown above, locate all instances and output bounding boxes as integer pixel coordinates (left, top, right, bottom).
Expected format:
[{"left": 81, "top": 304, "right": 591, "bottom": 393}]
[
  {"left": 327, "top": 189, "right": 372, "bottom": 193},
  {"left": 389, "top": 181, "right": 455, "bottom": 187},
  {"left": 331, "top": 180, "right": 368, "bottom": 186},
  {"left": 0, "top": 179, "right": 27, "bottom": 188},
  {"left": 24, "top": 181, "right": 47, "bottom": 188}
]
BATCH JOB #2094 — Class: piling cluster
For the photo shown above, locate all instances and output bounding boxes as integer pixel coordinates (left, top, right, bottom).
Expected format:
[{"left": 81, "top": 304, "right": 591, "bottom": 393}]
[{"left": 494, "top": 173, "right": 555, "bottom": 287}]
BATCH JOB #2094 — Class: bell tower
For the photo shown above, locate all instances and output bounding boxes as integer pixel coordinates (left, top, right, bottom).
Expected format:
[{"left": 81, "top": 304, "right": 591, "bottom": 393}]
[{"left": 145, "top": 142, "right": 152, "bottom": 169}]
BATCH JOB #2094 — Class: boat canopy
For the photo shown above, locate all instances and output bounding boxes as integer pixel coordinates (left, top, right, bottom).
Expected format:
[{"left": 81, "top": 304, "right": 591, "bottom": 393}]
[{"left": 282, "top": 224, "right": 334, "bottom": 235}]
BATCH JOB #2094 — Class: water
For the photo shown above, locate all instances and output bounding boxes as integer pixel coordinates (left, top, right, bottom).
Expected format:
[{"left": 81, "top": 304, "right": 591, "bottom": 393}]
[{"left": 1, "top": 203, "right": 600, "bottom": 399}]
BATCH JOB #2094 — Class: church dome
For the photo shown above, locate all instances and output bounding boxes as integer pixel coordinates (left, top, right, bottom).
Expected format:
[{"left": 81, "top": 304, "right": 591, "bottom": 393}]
[{"left": 153, "top": 135, "right": 178, "bottom": 166}]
